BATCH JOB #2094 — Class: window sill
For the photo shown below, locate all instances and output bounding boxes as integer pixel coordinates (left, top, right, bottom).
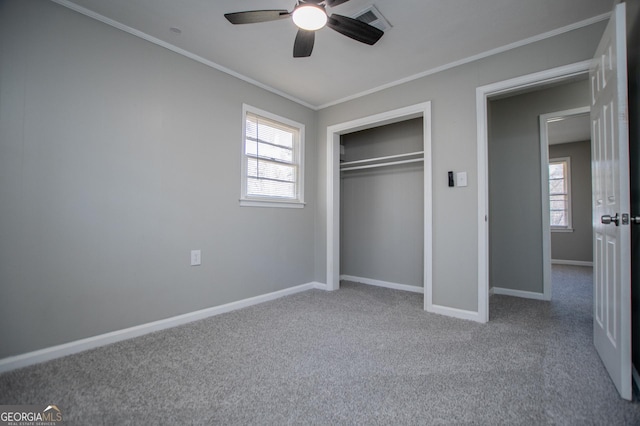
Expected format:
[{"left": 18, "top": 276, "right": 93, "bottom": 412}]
[
  {"left": 240, "top": 199, "right": 305, "bottom": 209},
  {"left": 551, "top": 227, "right": 574, "bottom": 233}
]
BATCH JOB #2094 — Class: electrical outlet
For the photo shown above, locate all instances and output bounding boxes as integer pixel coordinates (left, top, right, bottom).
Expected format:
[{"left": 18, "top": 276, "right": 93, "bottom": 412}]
[{"left": 190, "top": 250, "right": 201, "bottom": 266}]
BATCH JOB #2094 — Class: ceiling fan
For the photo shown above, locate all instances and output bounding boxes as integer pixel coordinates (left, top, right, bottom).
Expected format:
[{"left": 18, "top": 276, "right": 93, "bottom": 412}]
[{"left": 224, "top": 0, "right": 384, "bottom": 58}]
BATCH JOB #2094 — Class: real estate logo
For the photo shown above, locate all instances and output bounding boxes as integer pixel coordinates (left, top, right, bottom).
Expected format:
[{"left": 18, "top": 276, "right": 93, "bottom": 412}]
[{"left": 0, "top": 405, "right": 63, "bottom": 425}]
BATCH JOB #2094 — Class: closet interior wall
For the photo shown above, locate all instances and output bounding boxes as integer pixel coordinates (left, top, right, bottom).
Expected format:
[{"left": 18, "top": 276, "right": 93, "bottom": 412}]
[{"left": 340, "top": 118, "right": 425, "bottom": 288}]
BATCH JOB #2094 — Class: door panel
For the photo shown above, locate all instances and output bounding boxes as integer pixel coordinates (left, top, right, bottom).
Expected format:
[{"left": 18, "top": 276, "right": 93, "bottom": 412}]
[{"left": 591, "top": 2, "right": 631, "bottom": 401}]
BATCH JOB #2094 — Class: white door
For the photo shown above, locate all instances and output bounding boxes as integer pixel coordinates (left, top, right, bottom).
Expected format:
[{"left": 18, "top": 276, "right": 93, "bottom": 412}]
[{"left": 591, "top": 2, "right": 631, "bottom": 400}]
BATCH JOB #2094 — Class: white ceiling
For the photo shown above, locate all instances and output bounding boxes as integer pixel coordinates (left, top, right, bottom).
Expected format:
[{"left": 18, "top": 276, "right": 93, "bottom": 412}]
[
  {"left": 54, "top": 0, "right": 613, "bottom": 109},
  {"left": 548, "top": 113, "right": 591, "bottom": 145}
]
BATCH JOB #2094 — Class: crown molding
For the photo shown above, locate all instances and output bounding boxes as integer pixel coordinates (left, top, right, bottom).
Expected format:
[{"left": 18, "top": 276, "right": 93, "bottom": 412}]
[
  {"left": 316, "top": 12, "right": 610, "bottom": 109},
  {"left": 50, "top": 1, "right": 609, "bottom": 111},
  {"left": 50, "top": 0, "right": 318, "bottom": 110}
]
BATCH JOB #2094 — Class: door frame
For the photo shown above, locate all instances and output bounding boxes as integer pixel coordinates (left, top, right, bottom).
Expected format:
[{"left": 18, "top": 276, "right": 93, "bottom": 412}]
[
  {"left": 539, "top": 106, "right": 591, "bottom": 301},
  {"left": 325, "top": 102, "right": 432, "bottom": 306},
  {"left": 476, "top": 60, "right": 591, "bottom": 322}
]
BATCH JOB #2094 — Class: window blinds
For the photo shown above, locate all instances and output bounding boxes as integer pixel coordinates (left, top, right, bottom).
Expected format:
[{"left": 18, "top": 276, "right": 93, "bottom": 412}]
[{"left": 245, "top": 112, "right": 299, "bottom": 199}]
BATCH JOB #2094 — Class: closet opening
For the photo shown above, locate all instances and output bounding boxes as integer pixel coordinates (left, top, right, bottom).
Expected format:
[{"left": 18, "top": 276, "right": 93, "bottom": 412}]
[
  {"left": 325, "top": 102, "right": 432, "bottom": 310},
  {"left": 339, "top": 118, "right": 425, "bottom": 294}
]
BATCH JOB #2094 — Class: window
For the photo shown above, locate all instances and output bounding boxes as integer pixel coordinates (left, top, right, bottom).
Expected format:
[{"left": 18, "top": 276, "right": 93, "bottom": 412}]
[
  {"left": 240, "top": 105, "right": 305, "bottom": 208},
  {"left": 549, "top": 157, "right": 572, "bottom": 230}
]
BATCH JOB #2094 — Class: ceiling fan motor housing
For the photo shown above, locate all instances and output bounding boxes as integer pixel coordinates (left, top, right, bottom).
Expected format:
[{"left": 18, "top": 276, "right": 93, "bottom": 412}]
[{"left": 224, "top": 0, "right": 384, "bottom": 57}]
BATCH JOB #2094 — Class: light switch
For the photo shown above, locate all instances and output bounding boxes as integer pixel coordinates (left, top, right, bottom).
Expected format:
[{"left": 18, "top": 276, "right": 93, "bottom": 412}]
[
  {"left": 190, "top": 250, "right": 201, "bottom": 266},
  {"left": 456, "top": 172, "right": 468, "bottom": 187}
]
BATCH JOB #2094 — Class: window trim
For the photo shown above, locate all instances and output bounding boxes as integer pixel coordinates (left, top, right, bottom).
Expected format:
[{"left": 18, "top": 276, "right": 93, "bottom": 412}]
[
  {"left": 240, "top": 104, "right": 305, "bottom": 208},
  {"left": 549, "top": 156, "right": 572, "bottom": 231}
]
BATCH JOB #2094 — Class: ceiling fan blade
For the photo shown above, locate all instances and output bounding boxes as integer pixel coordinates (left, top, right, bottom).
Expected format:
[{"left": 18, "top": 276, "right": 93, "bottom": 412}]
[
  {"left": 326, "top": 0, "right": 351, "bottom": 7},
  {"left": 293, "top": 29, "right": 315, "bottom": 57},
  {"left": 327, "top": 14, "right": 383, "bottom": 45},
  {"left": 224, "top": 10, "right": 290, "bottom": 25}
]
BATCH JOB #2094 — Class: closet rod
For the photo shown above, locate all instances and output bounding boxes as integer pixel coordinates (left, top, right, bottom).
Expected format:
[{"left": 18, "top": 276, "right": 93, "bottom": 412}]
[
  {"left": 340, "top": 151, "right": 424, "bottom": 167},
  {"left": 340, "top": 158, "right": 423, "bottom": 172}
]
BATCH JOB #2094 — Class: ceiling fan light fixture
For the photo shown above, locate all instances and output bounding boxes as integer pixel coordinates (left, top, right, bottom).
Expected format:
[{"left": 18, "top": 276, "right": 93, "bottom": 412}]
[
  {"left": 292, "top": 5, "right": 327, "bottom": 31},
  {"left": 225, "top": 0, "right": 384, "bottom": 58}
]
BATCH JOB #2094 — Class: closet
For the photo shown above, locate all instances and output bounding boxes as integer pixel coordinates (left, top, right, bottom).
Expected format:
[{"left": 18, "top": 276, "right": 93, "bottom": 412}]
[{"left": 339, "top": 117, "right": 425, "bottom": 290}]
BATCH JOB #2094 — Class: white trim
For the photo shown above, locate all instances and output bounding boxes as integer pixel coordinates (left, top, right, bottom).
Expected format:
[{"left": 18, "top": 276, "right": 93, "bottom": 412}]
[
  {"left": 540, "top": 120, "right": 553, "bottom": 302},
  {"left": 49, "top": 0, "right": 316, "bottom": 110},
  {"left": 240, "top": 104, "right": 305, "bottom": 207},
  {"left": 317, "top": 13, "right": 611, "bottom": 109},
  {"left": 326, "top": 103, "right": 432, "bottom": 297},
  {"left": 50, "top": 0, "right": 608, "bottom": 111},
  {"left": 477, "top": 60, "right": 592, "bottom": 98},
  {"left": 551, "top": 259, "right": 593, "bottom": 267},
  {"left": 0, "top": 281, "right": 327, "bottom": 373},
  {"left": 551, "top": 228, "right": 574, "bottom": 233},
  {"left": 340, "top": 275, "right": 424, "bottom": 294},
  {"left": 477, "top": 90, "right": 490, "bottom": 324},
  {"left": 427, "top": 304, "right": 484, "bottom": 322},
  {"left": 477, "top": 60, "right": 592, "bottom": 323},
  {"left": 312, "top": 282, "right": 328, "bottom": 290},
  {"left": 239, "top": 200, "right": 305, "bottom": 209},
  {"left": 492, "top": 287, "right": 547, "bottom": 300}
]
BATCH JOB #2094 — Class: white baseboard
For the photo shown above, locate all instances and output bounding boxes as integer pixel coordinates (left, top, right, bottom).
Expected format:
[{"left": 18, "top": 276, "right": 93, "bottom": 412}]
[
  {"left": 426, "top": 303, "right": 483, "bottom": 323},
  {"left": 489, "top": 287, "right": 495, "bottom": 296},
  {"left": 492, "top": 287, "right": 546, "bottom": 300},
  {"left": 340, "top": 275, "right": 424, "bottom": 294},
  {"left": 340, "top": 276, "right": 482, "bottom": 322},
  {"left": 0, "top": 281, "right": 326, "bottom": 373},
  {"left": 311, "top": 281, "right": 328, "bottom": 291},
  {"left": 633, "top": 364, "right": 640, "bottom": 392},
  {"left": 551, "top": 259, "right": 593, "bottom": 267}
]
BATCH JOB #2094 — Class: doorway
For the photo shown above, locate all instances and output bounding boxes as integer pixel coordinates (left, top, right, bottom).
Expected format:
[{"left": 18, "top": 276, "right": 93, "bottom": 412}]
[
  {"left": 486, "top": 77, "right": 591, "bottom": 310},
  {"left": 340, "top": 118, "right": 425, "bottom": 293},
  {"left": 476, "top": 60, "right": 591, "bottom": 322},
  {"left": 325, "top": 102, "right": 433, "bottom": 309},
  {"left": 540, "top": 107, "right": 592, "bottom": 300}
]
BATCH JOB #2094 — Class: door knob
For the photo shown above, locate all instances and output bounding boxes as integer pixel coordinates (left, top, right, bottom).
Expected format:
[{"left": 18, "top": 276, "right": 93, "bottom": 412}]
[
  {"left": 632, "top": 216, "right": 640, "bottom": 224},
  {"left": 601, "top": 214, "right": 620, "bottom": 226}
]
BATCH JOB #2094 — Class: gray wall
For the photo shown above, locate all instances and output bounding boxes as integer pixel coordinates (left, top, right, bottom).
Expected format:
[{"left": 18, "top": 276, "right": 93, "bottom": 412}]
[
  {"left": 549, "top": 140, "right": 593, "bottom": 263},
  {"left": 340, "top": 119, "right": 424, "bottom": 287},
  {"left": 0, "top": 0, "right": 317, "bottom": 358},
  {"left": 316, "top": 21, "right": 606, "bottom": 311},
  {"left": 488, "top": 80, "right": 590, "bottom": 293},
  {"left": 0, "top": 0, "right": 613, "bottom": 359}
]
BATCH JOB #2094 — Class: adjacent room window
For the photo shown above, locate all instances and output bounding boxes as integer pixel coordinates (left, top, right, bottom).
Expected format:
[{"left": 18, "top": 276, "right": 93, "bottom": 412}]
[
  {"left": 240, "top": 105, "right": 305, "bottom": 208},
  {"left": 549, "top": 157, "right": 572, "bottom": 230}
]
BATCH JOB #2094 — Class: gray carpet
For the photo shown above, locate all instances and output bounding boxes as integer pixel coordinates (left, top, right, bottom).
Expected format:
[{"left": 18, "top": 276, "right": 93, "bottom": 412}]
[{"left": 2, "top": 265, "right": 640, "bottom": 424}]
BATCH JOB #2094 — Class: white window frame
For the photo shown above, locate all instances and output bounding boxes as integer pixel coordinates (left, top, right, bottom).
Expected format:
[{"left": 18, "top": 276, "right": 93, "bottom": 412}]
[
  {"left": 240, "top": 104, "right": 305, "bottom": 208},
  {"left": 549, "top": 156, "right": 572, "bottom": 232}
]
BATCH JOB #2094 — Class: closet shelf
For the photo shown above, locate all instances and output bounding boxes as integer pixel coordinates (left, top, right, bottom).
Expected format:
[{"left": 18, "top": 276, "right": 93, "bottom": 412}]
[{"left": 340, "top": 151, "right": 424, "bottom": 172}]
